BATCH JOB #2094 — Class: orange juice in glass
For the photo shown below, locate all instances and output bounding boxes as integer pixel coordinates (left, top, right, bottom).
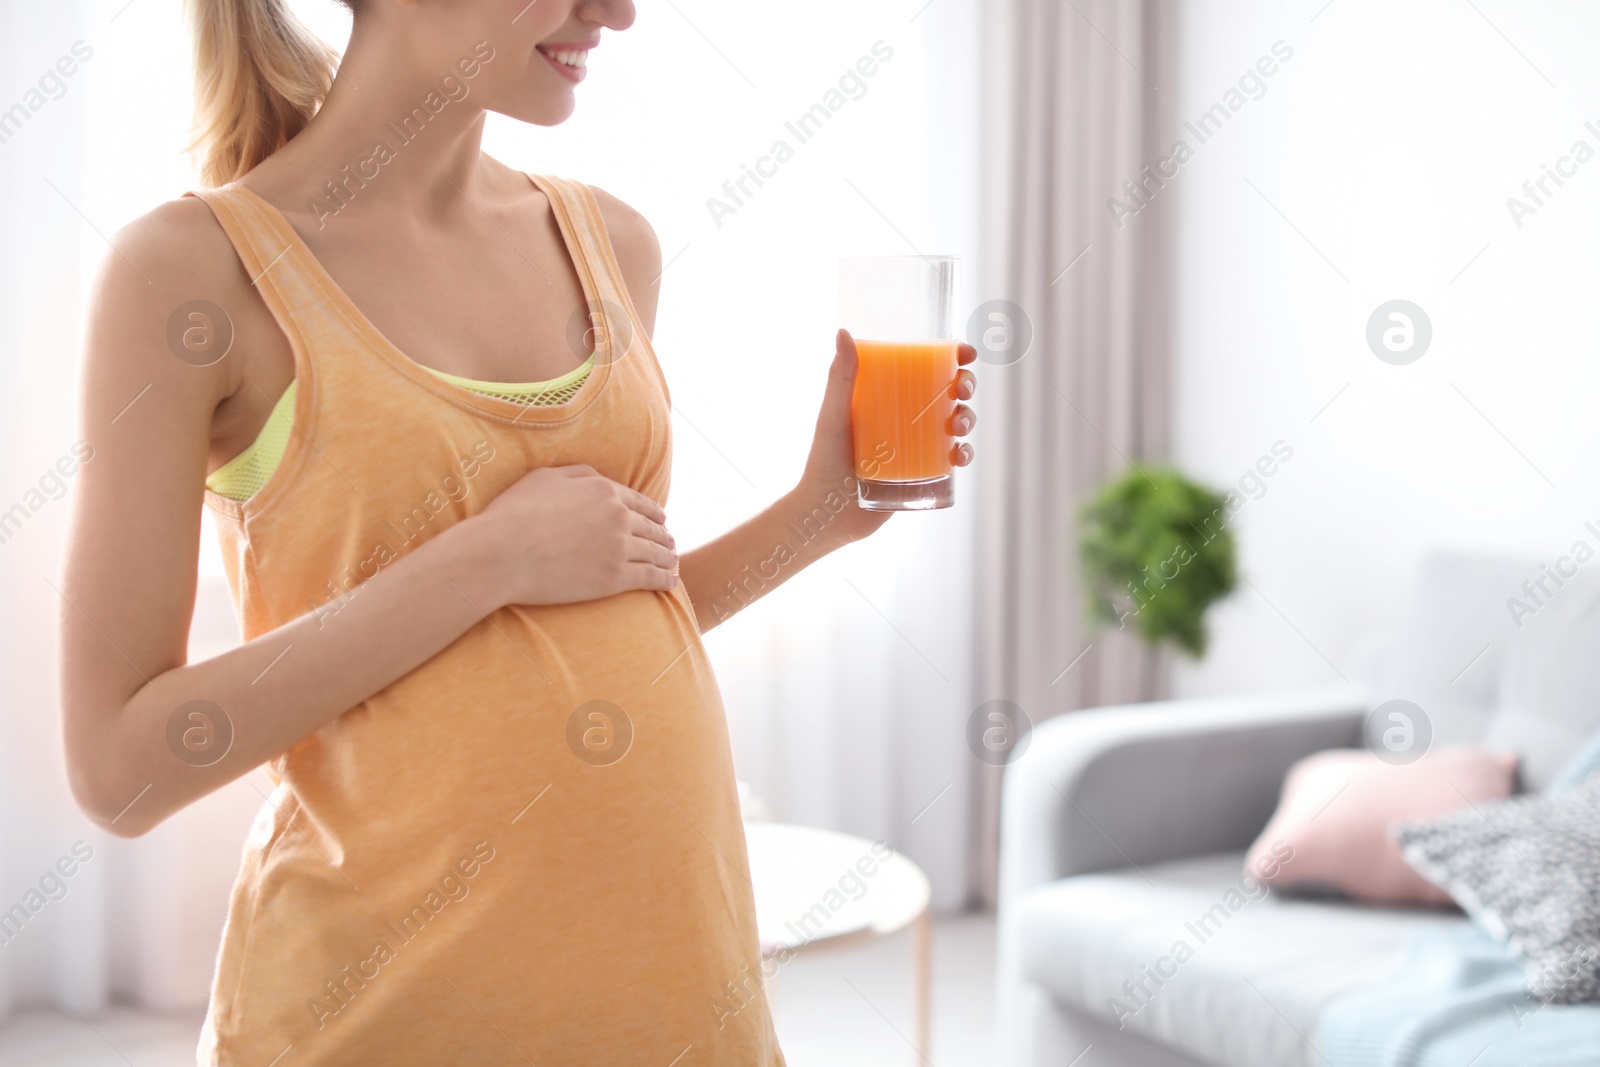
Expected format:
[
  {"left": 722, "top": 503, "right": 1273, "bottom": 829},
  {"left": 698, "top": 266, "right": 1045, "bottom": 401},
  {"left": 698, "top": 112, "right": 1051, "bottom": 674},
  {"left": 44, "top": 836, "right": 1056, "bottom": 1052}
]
[{"left": 839, "top": 255, "right": 959, "bottom": 510}]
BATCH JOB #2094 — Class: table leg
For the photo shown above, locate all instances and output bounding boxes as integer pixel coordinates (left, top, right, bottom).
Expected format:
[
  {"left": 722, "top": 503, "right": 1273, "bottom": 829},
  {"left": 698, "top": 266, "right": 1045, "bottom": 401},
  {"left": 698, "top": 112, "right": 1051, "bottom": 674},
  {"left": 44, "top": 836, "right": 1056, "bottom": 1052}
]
[{"left": 911, "top": 908, "right": 932, "bottom": 1063}]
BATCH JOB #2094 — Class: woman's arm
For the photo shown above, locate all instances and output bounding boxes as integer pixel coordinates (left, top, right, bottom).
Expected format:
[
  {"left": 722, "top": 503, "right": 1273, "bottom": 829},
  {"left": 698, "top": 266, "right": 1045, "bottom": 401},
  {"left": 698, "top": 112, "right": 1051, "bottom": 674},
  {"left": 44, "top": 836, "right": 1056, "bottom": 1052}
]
[
  {"left": 591, "top": 187, "right": 977, "bottom": 633},
  {"left": 61, "top": 201, "right": 676, "bottom": 839},
  {"left": 677, "top": 330, "right": 976, "bottom": 631}
]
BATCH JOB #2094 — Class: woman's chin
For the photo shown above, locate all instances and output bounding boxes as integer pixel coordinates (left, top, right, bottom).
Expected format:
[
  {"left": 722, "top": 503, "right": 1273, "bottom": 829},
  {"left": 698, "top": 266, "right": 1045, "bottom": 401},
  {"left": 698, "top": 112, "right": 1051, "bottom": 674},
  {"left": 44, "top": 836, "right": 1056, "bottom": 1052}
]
[{"left": 494, "top": 94, "right": 577, "bottom": 128}]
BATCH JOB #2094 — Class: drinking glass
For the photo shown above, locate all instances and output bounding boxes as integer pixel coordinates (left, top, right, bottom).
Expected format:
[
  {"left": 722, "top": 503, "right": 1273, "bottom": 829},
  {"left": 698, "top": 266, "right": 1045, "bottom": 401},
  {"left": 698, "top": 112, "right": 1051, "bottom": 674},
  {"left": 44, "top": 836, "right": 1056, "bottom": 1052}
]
[{"left": 838, "top": 255, "right": 959, "bottom": 511}]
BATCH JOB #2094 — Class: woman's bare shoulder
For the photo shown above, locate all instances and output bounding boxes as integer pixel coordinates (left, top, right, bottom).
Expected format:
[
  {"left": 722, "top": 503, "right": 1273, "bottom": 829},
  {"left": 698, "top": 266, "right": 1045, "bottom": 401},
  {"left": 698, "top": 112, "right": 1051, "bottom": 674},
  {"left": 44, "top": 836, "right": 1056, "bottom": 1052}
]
[
  {"left": 109, "top": 194, "right": 249, "bottom": 290},
  {"left": 586, "top": 185, "right": 660, "bottom": 269},
  {"left": 84, "top": 193, "right": 273, "bottom": 402},
  {"left": 586, "top": 185, "right": 662, "bottom": 332}
]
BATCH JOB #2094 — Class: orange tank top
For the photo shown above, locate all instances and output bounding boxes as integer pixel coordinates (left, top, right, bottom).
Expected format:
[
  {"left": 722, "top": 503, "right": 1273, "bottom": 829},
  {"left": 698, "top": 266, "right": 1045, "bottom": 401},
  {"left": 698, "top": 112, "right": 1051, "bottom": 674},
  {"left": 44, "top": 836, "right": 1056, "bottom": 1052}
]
[{"left": 186, "top": 175, "right": 783, "bottom": 1067}]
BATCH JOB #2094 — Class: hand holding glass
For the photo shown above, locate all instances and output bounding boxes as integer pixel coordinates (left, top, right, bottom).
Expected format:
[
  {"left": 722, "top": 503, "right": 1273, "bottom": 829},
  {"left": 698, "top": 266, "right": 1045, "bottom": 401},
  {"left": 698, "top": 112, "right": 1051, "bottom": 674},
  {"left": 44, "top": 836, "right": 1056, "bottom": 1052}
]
[{"left": 838, "top": 256, "right": 960, "bottom": 511}]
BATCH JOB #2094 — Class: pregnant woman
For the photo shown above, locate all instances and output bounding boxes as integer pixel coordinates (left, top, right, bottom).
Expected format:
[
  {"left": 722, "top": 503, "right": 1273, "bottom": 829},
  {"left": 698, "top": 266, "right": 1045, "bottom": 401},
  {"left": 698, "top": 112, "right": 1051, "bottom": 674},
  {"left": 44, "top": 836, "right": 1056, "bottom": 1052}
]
[{"left": 58, "top": 0, "right": 975, "bottom": 1064}]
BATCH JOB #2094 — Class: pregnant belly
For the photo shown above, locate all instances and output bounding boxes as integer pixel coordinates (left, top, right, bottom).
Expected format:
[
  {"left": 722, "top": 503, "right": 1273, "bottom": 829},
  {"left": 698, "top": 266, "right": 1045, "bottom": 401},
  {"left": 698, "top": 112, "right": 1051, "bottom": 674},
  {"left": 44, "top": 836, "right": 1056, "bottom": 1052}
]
[
  {"left": 214, "top": 583, "right": 766, "bottom": 1065},
  {"left": 272, "top": 584, "right": 735, "bottom": 866}
]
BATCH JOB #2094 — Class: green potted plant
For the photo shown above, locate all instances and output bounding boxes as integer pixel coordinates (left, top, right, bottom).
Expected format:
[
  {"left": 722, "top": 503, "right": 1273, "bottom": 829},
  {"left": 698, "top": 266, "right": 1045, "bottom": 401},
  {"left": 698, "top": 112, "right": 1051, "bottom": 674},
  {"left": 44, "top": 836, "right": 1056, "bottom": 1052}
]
[{"left": 1078, "top": 466, "right": 1238, "bottom": 656}]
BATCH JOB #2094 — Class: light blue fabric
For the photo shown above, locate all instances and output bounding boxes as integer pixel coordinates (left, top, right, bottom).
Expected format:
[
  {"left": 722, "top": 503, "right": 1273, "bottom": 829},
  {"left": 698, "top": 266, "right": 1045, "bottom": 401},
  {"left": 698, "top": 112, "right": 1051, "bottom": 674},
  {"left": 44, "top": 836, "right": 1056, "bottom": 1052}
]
[
  {"left": 1546, "top": 725, "right": 1600, "bottom": 793},
  {"left": 1316, "top": 924, "right": 1600, "bottom": 1067}
]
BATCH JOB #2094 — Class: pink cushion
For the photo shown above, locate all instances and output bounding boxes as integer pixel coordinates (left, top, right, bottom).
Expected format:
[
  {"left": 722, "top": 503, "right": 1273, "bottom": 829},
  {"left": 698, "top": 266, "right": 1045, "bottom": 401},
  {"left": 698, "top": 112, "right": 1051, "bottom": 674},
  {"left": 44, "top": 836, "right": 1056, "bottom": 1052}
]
[{"left": 1244, "top": 747, "right": 1518, "bottom": 905}]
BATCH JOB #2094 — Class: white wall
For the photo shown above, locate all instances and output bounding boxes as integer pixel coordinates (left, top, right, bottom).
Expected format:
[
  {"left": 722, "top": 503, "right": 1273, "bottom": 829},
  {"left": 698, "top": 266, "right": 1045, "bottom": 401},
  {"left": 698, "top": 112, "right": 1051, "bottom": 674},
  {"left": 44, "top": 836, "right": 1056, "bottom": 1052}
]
[{"left": 1167, "top": 0, "right": 1600, "bottom": 697}]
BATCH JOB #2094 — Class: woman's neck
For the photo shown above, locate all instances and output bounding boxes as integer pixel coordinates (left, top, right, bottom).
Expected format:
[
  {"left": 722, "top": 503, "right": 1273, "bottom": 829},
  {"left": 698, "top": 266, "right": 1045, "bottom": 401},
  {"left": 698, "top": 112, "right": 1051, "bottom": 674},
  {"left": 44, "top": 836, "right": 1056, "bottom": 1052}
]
[{"left": 243, "top": 21, "right": 498, "bottom": 227}]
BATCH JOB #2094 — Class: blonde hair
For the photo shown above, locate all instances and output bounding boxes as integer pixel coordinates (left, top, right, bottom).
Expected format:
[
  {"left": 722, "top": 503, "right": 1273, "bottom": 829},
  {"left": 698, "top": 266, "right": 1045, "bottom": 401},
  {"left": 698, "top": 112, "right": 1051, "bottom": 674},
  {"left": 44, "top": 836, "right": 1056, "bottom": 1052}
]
[{"left": 186, "top": 0, "right": 344, "bottom": 186}]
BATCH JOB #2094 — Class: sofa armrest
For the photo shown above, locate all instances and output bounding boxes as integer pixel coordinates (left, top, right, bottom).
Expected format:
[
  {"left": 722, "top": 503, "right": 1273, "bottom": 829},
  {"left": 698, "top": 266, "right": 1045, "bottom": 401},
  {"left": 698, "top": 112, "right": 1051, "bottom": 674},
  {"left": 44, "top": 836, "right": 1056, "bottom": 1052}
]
[
  {"left": 994, "top": 687, "right": 1367, "bottom": 1067},
  {"left": 998, "top": 685, "right": 1366, "bottom": 911}
]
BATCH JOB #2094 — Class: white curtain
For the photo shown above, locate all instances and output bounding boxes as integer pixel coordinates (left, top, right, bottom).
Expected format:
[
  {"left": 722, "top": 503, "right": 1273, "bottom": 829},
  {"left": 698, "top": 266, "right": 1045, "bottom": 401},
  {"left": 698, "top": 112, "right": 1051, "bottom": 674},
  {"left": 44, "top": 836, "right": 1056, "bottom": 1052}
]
[
  {"left": 972, "top": 0, "right": 1177, "bottom": 904},
  {"left": 0, "top": 0, "right": 982, "bottom": 1020},
  {"left": 1, "top": 2, "right": 267, "bottom": 1020}
]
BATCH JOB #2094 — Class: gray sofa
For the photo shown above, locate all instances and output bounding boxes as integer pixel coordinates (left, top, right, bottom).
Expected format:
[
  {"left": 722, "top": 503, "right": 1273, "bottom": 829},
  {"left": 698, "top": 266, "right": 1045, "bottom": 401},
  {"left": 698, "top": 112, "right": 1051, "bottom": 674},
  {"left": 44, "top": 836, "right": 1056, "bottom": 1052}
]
[{"left": 996, "top": 551, "right": 1600, "bottom": 1067}]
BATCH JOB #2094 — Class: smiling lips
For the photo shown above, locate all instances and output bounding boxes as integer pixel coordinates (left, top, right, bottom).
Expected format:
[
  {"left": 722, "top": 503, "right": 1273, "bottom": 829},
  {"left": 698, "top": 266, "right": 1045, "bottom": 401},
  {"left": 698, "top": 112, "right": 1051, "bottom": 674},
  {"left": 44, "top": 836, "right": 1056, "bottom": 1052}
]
[{"left": 536, "top": 42, "right": 594, "bottom": 83}]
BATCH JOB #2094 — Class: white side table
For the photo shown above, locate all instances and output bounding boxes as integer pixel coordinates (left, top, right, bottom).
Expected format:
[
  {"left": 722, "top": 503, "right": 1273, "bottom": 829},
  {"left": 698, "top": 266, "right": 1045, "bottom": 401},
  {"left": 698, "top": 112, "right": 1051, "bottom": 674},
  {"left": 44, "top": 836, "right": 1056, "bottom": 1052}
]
[{"left": 744, "top": 822, "right": 933, "bottom": 1060}]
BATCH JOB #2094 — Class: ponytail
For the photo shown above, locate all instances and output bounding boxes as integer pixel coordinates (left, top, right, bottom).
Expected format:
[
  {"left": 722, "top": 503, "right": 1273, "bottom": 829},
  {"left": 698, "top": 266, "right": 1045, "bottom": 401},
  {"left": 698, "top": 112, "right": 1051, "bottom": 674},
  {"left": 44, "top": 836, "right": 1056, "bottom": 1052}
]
[{"left": 185, "top": 0, "right": 342, "bottom": 186}]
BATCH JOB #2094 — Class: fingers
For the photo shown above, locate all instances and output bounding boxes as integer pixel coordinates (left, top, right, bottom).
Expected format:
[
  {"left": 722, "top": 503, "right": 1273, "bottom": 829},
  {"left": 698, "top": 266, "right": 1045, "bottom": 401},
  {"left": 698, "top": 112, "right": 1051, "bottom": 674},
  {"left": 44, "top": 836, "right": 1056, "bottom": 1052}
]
[
  {"left": 948, "top": 347, "right": 976, "bottom": 457},
  {"left": 832, "top": 329, "right": 859, "bottom": 384},
  {"left": 570, "top": 468, "right": 667, "bottom": 526},
  {"left": 620, "top": 485, "right": 668, "bottom": 525},
  {"left": 624, "top": 560, "right": 680, "bottom": 591},
  {"left": 630, "top": 509, "right": 676, "bottom": 550},
  {"left": 836, "top": 328, "right": 859, "bottom": 365},
  {"left": 628, "top": 534, "right": 679, "bottom": 571},
  {"left": 829, "top": 329, "right": 859, "bottom": 394},
  {"left": 810, "top": 329, "right": 859, "bottom": 441}
]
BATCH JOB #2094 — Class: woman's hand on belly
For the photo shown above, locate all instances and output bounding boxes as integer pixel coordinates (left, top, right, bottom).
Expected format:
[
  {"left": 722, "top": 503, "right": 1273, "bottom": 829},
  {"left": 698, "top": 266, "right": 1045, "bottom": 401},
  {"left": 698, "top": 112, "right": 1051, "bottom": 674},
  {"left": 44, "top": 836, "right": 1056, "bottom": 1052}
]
[{"left": 473, "top": 464, "right": 680, "bottom": 605}]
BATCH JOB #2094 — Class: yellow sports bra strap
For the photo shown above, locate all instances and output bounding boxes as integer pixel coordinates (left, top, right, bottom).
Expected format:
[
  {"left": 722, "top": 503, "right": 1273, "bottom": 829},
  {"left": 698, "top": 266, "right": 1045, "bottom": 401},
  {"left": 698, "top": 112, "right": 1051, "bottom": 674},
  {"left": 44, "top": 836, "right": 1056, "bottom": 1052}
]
[{"left": 205, "top": 357, "right": 596, "bottom": 503}]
